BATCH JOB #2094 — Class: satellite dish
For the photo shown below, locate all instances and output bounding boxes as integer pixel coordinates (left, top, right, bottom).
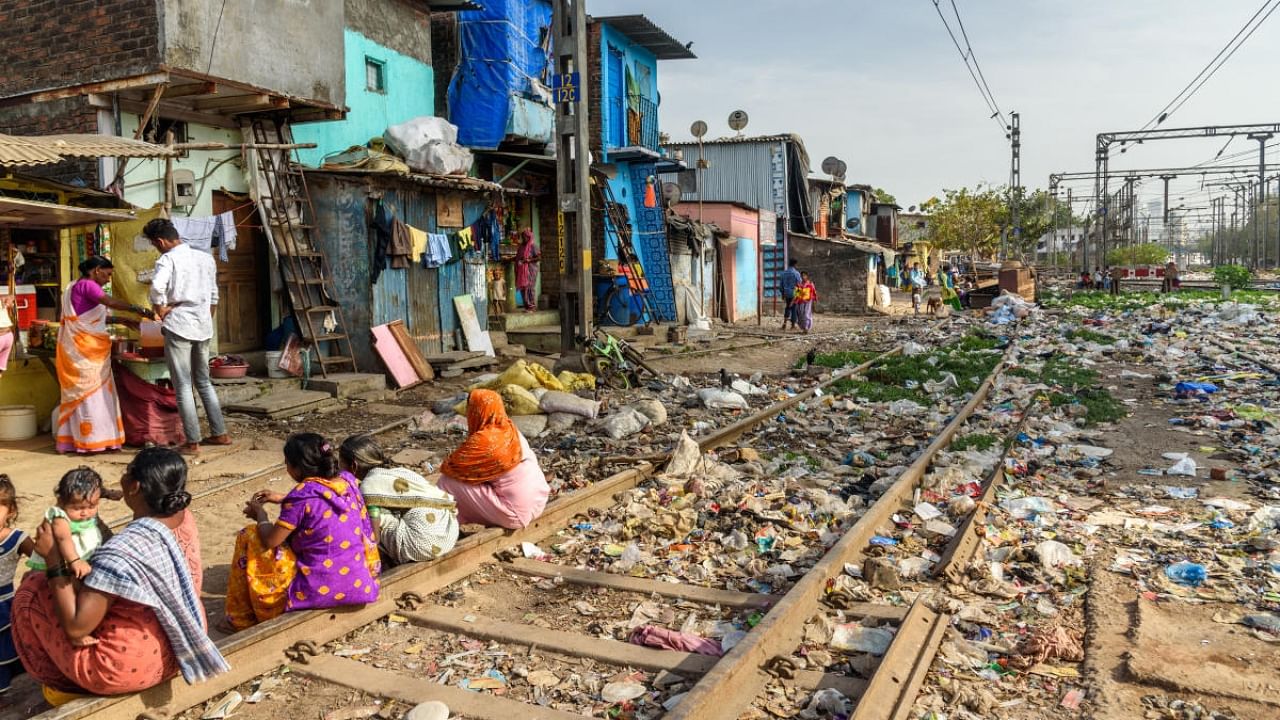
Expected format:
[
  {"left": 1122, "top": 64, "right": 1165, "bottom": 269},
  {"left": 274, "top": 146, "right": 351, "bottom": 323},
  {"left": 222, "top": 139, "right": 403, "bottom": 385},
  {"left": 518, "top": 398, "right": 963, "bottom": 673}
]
[
  {"left": 690, "top": 120, "right": 708, "bottom": 139},
  {"left": 821, "top": 156, "right": 841, "bottom": 175},
  {"left": 835, "top": 160, "right": 848, "bottom": 180},
  {"left": 662, "top": 182, "right": 682, "bottom": 208},
  {"left": 727, "top": 110, "right": 749, "bottom": 132}
]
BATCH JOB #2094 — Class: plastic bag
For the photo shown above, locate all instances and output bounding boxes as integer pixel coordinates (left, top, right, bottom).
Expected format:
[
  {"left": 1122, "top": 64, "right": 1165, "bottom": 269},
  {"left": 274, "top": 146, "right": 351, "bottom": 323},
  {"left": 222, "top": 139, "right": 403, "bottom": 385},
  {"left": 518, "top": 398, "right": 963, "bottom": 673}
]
[
  {"left": 887, "top": 399, "right": 925, "bottom": 416},
  {"left": 1165, "top": 560, "right": 1207, "bottom": 587},
  {"left": 475, "top": 360, "right": 540, "bottom": 391},
  {"left": 557, "top": 370, "right": 596, "bottom": 391},
  {"left": 498, "top": 384, "right": 541, "bottom": 416},
  {"left": 628, "top": 398, "right": 667, "bottom": 426},
  {"left": 539, "top": 390, "right": 600, "bottom": 419},
  {"left": 1174, "top": 381, "right": 1218, "bottom": 396},
  {"left": 1001, "top": 496, "right": 1054, "bottom": 519},
  {"left": 1167, "top": 456, "right": 1197, "bottom": 477},
  {"left": 599, "top": 407, "right": 649, "bottom": 439},
  {"left": 830, "top": 624, "right": 893, "bottom": 655},
  {"left": 902, "top": 342, "right": 928, "bottom": 356},
  {"left": 698, "top": 388, "right": 749, "bottom": 411},
  {"left": 527, "top": 362, "right": 566, "bottom": 391},
  {"left": 384, "top": 116, "right": 473, "bottom": 175},
  {"left": 1035, "top": 540, "right": 1082, "bottom": 569}
]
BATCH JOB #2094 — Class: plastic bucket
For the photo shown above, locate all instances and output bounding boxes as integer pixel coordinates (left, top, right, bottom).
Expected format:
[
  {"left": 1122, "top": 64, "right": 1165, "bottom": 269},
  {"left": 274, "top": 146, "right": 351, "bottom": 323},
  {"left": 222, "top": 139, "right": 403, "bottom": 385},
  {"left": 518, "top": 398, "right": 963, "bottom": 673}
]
[
  {"left": 265, "top": 350, "right": 288, "bottom": 379},
  {"left": 0, "top": 405, "right": 38, "bottom": 441}
]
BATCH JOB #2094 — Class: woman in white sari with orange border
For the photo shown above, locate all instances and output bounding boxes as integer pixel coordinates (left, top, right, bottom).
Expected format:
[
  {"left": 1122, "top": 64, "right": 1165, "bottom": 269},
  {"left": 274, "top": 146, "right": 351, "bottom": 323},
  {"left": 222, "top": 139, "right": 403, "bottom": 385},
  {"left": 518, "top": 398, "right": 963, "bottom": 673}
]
[{"left": 53, "top": 257, "right": 151, "bottom": 454}]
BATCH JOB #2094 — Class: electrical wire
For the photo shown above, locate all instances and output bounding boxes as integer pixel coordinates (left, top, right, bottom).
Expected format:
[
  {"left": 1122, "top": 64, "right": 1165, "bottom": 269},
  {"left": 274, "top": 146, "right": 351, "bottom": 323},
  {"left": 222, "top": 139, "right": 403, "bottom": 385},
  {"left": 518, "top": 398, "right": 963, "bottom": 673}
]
[
  {"left": 948, "top": 0, "right": 1006, "bottom": 128},
  {"left": 1138, "top": 0, "right": 1279, "bottom": 132},
  {"left": 928, "top": 0, "right": 1007, "bottom": 135}
]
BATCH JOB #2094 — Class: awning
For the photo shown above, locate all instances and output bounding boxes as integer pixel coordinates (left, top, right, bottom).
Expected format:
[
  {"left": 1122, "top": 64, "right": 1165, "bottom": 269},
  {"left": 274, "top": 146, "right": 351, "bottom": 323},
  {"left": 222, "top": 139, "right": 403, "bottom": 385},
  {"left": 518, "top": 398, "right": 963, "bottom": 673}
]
[
  {"left": 0, "top": 196, "right": 138, "bottom": 227},
  {"left": 0, "top": 133, "right": 176, "bottom": 167}
]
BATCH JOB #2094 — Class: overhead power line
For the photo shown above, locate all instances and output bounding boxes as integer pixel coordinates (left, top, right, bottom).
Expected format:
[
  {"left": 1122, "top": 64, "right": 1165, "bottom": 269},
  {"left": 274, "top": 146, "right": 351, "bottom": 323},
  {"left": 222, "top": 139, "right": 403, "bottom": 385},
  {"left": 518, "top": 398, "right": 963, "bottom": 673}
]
[
  {"left": 1139, "top": 0, "right": 1280, "bottom": 132},
  {"left": 929, "top": 0, "right": 1007, "bottom": 135},
  {"left": 948, "top": 0, "right": 1006, "bottom": 128}
]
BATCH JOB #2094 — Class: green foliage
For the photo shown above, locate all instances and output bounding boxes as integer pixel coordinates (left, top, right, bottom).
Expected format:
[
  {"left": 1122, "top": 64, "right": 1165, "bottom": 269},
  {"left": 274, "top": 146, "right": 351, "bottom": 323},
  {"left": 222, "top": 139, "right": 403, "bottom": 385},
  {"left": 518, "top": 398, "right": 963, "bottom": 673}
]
[
  {"left": 1065, "top": 328, "right": 1116, "bottom": 345},
  {"left": 923, "top": 185, "right": 1005, "bottom": 258},
  {"left": 873, "top": 187, "right": 898, "bottom": 205},
  {"left": 1214, "top": 264, "right": 1252, "bottom": 290},
  {"left": 834, "top": 334, "right": 1003, "bottom": 403},
  {"left": 951, "top": 433, "right": 998, "bottom": 452},
  {"left": 803, "top": 350, "right": 878, "bottom": 370},
  {"left": 1020, "top": 356, "right": 1127, "bottom": 427},
  {"left": 1104, "top": 243, "right": 1168, "bottom": 267}
]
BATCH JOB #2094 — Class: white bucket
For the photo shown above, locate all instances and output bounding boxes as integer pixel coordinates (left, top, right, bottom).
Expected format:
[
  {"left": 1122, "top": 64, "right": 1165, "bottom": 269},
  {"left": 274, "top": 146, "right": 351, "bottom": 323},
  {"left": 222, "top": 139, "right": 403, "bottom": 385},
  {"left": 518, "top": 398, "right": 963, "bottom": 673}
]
[
  {"left": 0, "top": 405, "right": 37, "bottom": 442},
  {"left": 265, "top": 350, "right": 288, "bottom": 379}
]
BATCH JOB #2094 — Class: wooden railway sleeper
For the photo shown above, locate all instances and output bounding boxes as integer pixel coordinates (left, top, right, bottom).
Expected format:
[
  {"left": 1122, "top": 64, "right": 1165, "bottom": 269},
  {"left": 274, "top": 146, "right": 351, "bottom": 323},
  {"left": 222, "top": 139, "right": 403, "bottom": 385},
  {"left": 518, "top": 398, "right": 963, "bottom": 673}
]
[
  {"left": 397, "top": 591, "right": 426, "bottom": 611},
  {"left": 764, "top": 656, "right": 799, "bottom": 680},
  {"left": 284, "top": 639, "right": 320, "bottom": 664}
]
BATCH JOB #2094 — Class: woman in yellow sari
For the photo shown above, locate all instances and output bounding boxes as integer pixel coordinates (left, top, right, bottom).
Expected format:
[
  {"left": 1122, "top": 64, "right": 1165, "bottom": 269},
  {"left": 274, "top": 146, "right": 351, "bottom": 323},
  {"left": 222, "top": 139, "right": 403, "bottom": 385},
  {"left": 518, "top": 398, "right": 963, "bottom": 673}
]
[{"left": 53, "top": 257, "right": 151, "bottom": 454}]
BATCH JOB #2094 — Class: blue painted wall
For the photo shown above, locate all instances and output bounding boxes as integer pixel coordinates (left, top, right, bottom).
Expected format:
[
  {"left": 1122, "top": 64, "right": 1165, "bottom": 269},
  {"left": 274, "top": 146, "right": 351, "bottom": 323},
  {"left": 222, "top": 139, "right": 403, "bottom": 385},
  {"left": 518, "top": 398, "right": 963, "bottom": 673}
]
[
  {"left": 294, "top": 28, "right": 435, "bottom": 166},
  {"left": 846, "top": 188, "right": 867, "bottom": 234},
  {"left": 733, "top": 236, "right": 758, "bottom": 320},
  {"left": 598, "top": 23, "right": 658, "bottom": 161}
]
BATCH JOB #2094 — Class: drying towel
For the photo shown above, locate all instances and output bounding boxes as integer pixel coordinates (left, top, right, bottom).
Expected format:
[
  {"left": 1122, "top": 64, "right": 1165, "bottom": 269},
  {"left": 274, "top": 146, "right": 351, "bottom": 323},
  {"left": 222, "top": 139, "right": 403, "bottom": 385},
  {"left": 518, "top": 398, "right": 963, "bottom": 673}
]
[
  {"left": 389, "top": 219, "right": 413, "bottom": 270},
  {"left": 407, "top": 225, "right": 429, "bottom": 261},
  {"left": 457, "top": 227, "right": 474, "bottom": 252},
  {"left": 421, "top": 232, "right": 453, "bottom": 268},
  {"left": 172, "top": 213, "right": 237, "bottom": 262}
]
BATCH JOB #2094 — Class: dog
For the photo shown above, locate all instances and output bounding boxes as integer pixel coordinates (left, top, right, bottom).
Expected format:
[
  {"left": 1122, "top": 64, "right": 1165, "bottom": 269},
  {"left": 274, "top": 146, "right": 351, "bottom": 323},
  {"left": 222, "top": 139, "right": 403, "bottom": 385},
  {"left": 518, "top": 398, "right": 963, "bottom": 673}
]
[{"left": 926, "top": 296, "right": 943, "bottom": 315}]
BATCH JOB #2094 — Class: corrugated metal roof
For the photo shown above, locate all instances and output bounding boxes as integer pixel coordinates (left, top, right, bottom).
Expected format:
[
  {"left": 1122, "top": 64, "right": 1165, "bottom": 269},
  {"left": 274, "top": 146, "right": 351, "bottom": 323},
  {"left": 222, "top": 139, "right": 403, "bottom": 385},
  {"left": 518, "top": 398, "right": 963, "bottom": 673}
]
[
  {"left": 304, "top": 167, "right": 526, "bottom": 195},
  {"left": 0, "top": 196, "right": 137, "bottom": 227},
  {"left": 593, "top": 15, "right": 697, "bottom": 60},
  {"left": 665, "top": 133, "right": 803, "bottom": 147},
  {"left": 0, "top": 133, "right": 176, "bottom": 167}
]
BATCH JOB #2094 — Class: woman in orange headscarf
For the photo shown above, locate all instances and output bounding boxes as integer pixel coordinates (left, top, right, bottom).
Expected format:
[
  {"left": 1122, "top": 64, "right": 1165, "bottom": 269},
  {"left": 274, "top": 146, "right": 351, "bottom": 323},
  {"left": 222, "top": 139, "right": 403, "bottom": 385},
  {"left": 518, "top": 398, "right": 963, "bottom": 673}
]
[{"left": 436, "top": 389, "right": 550, "bottom": 529}]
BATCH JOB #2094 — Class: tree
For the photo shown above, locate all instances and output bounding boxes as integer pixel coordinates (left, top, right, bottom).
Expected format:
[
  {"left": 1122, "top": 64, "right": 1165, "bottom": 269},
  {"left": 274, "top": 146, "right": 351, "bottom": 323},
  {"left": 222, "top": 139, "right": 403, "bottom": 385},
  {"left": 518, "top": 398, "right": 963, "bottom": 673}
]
[
  {"left": 1105, "top": 243, "right": 1168, "bottom": 266},
  {"left": 1000, "top": 188, "right": 1078, "bottom": 261},
  {"left": 872, "top": 188, "right": 897, "bottom": 205},
  {"left": 922, "top": 185, "right": 1005, "bottom": 269}
]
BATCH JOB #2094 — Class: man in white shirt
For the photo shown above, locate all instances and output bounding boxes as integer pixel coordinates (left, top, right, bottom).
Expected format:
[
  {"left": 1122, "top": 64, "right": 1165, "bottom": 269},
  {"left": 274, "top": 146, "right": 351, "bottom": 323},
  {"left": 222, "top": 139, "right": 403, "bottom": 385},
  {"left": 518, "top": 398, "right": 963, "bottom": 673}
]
[{"left": 144, "top": 218, "right": 230, "bottom": 454}]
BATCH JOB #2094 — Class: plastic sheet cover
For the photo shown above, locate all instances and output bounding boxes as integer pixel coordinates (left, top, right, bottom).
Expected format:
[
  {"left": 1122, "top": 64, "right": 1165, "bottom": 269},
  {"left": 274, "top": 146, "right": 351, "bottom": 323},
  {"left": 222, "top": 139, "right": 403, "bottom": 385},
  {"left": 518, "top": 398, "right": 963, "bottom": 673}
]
[{"left": 448, "top": 0, "right": 553, "bottom": 149}]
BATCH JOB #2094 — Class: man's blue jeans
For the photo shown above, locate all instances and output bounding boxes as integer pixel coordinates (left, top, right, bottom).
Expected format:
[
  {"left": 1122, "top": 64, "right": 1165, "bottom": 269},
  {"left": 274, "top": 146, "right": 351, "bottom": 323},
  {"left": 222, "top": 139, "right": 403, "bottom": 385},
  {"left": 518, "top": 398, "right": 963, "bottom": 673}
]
[{"left": 163, "top": 329, "right": 227, "bottom": 443}]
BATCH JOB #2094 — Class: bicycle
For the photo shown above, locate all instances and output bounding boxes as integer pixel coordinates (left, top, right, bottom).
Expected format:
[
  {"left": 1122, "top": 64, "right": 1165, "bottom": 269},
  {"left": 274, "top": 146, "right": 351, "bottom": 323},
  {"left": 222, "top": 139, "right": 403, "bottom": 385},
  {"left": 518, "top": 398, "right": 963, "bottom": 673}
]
[{"left": 578, "top": 328, "right": 659, "bottom": 390}]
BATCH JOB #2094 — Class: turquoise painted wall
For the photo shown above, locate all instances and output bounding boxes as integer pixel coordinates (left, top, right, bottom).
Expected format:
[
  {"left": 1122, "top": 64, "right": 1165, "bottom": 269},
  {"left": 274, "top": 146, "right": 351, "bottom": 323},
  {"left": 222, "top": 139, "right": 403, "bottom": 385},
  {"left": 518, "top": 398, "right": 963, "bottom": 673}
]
[
  {"left": 734, "top": 236, "right": 758, "bottom": 320},
  {"left": 599, "top": 23, "right": 658, "bottom": 161},
  {"left": 294, "top": 29, "right": 435, "bottom": 166}
]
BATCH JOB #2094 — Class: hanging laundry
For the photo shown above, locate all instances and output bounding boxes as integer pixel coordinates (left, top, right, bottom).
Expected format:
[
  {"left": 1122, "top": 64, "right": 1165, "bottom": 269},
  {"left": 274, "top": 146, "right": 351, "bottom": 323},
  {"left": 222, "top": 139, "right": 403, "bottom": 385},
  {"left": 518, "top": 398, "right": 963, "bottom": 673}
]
[
  {"left": 172, "top": 212, "right": 237, "bottom": 262},
  {"left": 389, "top": 219, "right": 413, "bottom": 269},
  {"left": 475, "top": 211, "right": 502, "bottom": 262},
  {"left": 406, "top": 224, "right": 429, "bottom": 261},
  {"left": 421, "top": 232, "right": 452, "bottom": 269},
  {"left": 371, "top": 201, "right": 395, "bottom": 284},
  {"left": 457, "top": 226, "right": 474, "bottom": 252}
]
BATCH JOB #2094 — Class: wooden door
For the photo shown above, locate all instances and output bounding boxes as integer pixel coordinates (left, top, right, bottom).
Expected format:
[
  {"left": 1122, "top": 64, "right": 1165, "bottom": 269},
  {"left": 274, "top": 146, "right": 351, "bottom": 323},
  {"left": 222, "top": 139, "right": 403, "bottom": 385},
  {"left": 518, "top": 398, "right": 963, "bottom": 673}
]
[{"left": 212, "top": 192, "right": 269, "bottom": 352}]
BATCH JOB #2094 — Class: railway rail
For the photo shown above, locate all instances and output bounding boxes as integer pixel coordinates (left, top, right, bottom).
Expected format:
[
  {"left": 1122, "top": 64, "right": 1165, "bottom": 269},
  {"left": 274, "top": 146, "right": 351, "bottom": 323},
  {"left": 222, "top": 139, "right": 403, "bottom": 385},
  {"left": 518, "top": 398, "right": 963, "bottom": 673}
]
[{"left": 34, "top": 335, "right": 1031, "bottom": 720}]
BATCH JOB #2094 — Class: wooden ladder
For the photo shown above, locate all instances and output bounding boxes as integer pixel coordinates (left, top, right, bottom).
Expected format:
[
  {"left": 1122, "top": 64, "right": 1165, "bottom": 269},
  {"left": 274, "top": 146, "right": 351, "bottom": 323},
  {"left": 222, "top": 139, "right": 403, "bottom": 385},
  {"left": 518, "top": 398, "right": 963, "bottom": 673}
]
[
  {"left": 592, "top": 178, "right": 657, "bottom": 323},
  {"left": 245, "top": 116, "right": 357, "bottom": 377}
]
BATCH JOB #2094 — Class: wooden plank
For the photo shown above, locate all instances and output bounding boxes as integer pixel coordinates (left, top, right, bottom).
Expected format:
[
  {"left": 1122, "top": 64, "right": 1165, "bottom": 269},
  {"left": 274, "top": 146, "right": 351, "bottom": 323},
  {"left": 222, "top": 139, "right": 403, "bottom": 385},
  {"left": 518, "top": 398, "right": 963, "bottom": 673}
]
[
  {"left": 14, "top": 71, "right": 171, "bottom": 105},
  {"left": 224, "top": 389, "right": 333, "bottom": 418},
  {"left": 664, "top": 352, "right": 1008, "bottom": 720},
  {"left": 503, "top": 558, "right": 776, "bottom": 610},
  {"left": 163, "top": 81, "right": 218, "bottom": 98},
  {"left": 389, "top": 319, "right": 434, "bottom": 382},
  {"left": 424, "top": 350, "right": 486, "bottom": 366},
  {"left": 404, "top": 606, "right": 719, "bottom": 675},
  {"left": 193, "top": 93, "right": 272, "bottom": 111},
  {"left": 372, "top": 322, "right": 421, "bottom": 389},
  {"left": 849, "top": 601, "right": 949, "bottom": 720},
  {"left": 454, "top": 294, "right": 495, "bottom": 357},
  {"left": 294, "top": 655, "right": 584, "bottom": 720}
]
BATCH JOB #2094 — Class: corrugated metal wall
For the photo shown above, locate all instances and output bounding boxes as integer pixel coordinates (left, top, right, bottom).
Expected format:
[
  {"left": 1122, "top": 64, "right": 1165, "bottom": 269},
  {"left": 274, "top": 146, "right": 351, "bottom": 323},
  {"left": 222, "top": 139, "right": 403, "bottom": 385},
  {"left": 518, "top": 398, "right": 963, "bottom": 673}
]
[
  {"left": 668, "top": 141, "right": 777, "bottom": 210},
  {"left": 308, "top": 172, "right": 492, "bottom": 368}
]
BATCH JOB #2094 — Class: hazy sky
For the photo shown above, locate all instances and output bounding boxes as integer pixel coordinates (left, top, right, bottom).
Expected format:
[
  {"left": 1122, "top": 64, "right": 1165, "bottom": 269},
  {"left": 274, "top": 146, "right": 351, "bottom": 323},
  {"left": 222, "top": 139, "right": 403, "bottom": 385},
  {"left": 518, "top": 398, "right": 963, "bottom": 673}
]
[{"left": 589, "top": 0, "right": 1280, "bottom": 227}]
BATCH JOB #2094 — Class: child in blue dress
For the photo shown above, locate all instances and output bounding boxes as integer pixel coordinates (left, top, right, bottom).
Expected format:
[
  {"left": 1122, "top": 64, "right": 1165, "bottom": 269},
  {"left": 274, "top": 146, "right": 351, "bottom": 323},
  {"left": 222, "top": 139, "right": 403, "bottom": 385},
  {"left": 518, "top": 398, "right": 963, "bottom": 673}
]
[{"left": 0, "top": 475, "right": 34, "bottom": 693}]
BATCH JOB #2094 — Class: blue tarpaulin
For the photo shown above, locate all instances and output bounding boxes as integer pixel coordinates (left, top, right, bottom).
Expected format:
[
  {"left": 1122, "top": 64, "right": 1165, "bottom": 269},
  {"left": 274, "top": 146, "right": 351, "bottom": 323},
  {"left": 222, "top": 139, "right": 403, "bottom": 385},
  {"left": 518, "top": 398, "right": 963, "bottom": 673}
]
[{"left": 448, "top": 0, "right": 553, "bottom": 149}]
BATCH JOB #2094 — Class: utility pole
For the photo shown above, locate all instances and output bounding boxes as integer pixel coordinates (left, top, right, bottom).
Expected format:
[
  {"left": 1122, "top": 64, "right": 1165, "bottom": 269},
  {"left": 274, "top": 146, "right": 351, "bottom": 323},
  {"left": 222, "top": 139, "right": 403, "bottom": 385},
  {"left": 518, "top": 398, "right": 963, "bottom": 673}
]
[
  {"left": 1007, "top": 111, "right": 1020, "bottom": 261},
  {"left": 1249, "top": 133, "right": 1272, "bottom": 267},
  {"left": 553, "top": 0, "right": 593, "bottom": 351},
  {"left": 1065, "top": 187, "right": 1073, "bottom": 271}
]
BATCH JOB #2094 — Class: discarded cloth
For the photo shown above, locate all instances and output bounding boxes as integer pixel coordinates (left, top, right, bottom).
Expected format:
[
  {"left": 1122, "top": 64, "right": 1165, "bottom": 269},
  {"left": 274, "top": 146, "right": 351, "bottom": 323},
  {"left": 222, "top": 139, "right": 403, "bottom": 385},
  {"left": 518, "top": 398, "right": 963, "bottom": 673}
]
[{"left": 629, "top": 625, "right": 724, "bottom": 657}]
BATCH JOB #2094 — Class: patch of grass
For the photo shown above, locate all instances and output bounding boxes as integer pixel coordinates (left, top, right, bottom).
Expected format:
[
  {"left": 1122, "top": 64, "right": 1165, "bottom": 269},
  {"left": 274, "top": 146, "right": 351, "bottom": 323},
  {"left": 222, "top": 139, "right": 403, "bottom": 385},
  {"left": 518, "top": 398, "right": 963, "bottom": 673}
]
[
  {"left": 1033, "top": 358, "right": 1127, "bottom": 426},
  {"left": 1065, "top": 328, "right": 1116, "bottom": 345},
  {"left": 833, "top": 332, "right": 1003, "bottom": 403},
  {"left": 801, "top": 349, "right": 878, "bottom": 369},
  {"left": 1042, "top": 287, "right": 1279, "bottom": 312},
  {"left": 951, "top": 433, "right": 997, "bottom": 452},
  {"left": 830, "top": 377, "right": 929, "bottom": 405}
]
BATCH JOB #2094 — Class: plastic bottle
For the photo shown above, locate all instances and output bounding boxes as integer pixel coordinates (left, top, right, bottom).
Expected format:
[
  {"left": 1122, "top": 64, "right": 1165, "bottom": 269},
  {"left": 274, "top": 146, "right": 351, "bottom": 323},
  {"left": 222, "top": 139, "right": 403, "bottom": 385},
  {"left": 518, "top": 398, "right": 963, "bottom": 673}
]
[{"left": 1164, "top": 560, "right": 1208, "bottom": 587}]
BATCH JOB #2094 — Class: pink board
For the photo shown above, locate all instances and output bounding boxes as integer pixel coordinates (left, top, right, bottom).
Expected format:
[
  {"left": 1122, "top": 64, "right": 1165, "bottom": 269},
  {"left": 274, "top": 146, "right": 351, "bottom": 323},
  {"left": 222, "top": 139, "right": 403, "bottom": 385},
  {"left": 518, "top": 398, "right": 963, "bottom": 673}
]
[{"left": 372, "top": 323, "right": 419, "bottom": 389}]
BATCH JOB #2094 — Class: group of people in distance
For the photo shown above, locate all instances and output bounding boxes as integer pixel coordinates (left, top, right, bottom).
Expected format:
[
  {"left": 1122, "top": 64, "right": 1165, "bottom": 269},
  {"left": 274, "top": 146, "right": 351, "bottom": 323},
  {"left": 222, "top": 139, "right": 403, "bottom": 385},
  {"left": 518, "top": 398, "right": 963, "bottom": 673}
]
[
  {"left": 0, "top": 387, "right": 548, "bottom": 704},
  {"left": 1078, "top": 260, "right": 1180, "bottom": 296}
]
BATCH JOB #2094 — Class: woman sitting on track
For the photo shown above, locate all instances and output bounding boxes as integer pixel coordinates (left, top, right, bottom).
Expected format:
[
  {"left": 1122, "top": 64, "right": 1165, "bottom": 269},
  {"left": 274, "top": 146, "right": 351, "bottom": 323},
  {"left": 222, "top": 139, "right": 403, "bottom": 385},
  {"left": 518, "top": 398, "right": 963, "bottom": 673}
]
[
  {"left": 12, "top": 448, "right": 228, "bottom": 704},
  {"left": 222, "top": 433, "right": 381, "bottom": 632},
  {"left": 338, "top": 433, "right": 459, "bottom": 566},
  {"left": 436, "top": 389, "right": 550, "bottom": 530}
]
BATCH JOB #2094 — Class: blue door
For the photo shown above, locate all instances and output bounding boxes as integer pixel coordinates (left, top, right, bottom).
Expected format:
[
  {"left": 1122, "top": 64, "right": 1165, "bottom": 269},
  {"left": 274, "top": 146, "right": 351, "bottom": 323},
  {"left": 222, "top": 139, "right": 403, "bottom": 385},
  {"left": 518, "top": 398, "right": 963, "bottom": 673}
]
[{"left": 606, "top": 47, "right": 625, "bottom": 149}]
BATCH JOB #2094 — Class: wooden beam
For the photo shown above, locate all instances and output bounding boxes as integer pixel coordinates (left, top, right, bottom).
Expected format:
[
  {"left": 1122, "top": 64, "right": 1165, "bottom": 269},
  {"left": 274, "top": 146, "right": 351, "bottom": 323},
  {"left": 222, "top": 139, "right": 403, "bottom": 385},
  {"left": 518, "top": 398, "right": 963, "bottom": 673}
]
[
  {"left": 294, "top": 655, "right": 585, "bottom": 720},
  {"left": 193, "top": 94, "right": 272, "bottom": 111},
  {"left": 502, "top": 558, "right": 776, "bottom": 610},
  {"left": 163, "top": 81, "right": 217, "bottom": 98},
  {"left": 403, "top": 606, "right": 719, "bottom": 675},
  {"left": 117, "top": 99, "right": 238, "bottom": 130},
  {"left": 4, "top": 71, "right": 171, "bottom": 107}
]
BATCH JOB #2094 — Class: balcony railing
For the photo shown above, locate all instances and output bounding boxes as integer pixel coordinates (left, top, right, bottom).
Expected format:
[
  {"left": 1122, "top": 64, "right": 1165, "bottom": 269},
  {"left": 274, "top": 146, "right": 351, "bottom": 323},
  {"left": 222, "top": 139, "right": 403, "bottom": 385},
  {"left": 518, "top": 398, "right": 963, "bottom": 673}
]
[{"left": 607, "top": 94, "right": 659, "bottom": 156}]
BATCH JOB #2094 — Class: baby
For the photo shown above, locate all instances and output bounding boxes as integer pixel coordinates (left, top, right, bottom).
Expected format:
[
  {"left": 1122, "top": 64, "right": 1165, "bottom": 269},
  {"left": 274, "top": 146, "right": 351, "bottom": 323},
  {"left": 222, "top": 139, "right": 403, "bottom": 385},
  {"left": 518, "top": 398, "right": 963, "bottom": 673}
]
[{"left": 28, "top": 467, "right": 122, "bottom": 578}]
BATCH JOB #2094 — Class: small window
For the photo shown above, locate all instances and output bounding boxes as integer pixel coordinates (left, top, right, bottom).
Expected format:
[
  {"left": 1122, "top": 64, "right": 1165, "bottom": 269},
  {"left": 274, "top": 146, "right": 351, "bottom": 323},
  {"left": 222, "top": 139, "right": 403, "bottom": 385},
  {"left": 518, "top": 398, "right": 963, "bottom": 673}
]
[{"left": 365, "top": 57, "right": 386, "bottom": 93}]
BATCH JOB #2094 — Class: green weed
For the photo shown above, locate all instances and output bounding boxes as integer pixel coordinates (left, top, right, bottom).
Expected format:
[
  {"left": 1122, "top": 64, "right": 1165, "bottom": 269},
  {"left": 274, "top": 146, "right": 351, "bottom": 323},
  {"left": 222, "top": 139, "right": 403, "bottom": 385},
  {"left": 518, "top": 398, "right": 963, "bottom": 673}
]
[{"left": 951, "top": 433, "right": 998, "bottom": 452}]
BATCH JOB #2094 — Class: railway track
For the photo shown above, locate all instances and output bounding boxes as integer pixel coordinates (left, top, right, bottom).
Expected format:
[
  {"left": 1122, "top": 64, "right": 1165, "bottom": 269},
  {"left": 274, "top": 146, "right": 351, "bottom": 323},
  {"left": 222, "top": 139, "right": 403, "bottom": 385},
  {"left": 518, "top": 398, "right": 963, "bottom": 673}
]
[{"left": 34, "top": 332, "right": 1035, "bottom": 720}]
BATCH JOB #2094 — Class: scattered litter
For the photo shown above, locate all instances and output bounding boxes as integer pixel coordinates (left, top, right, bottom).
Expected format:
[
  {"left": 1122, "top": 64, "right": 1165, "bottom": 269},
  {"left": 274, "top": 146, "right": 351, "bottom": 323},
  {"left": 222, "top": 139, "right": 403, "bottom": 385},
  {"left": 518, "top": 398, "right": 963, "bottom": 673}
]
[{"left": 830, "top": 624, "right": 894, "bottom": 655}]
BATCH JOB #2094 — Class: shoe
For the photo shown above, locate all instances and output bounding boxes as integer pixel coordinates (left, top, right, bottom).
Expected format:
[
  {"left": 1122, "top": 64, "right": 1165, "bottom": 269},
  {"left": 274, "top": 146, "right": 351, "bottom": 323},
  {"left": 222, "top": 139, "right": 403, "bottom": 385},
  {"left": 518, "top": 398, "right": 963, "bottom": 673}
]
[
  {"left": 178, "top": 443, "right": 200, "bottom": 456},
  {"left": 202, "top": 434, "right": 232, "bottom": 446}
]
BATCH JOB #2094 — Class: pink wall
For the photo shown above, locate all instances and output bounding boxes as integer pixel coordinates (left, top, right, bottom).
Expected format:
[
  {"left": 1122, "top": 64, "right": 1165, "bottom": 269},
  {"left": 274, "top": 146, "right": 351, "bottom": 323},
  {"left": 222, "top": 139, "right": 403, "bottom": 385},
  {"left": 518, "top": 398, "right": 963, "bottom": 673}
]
[{"left": 674, "top": 203, "right": 758, "bottom": 242}]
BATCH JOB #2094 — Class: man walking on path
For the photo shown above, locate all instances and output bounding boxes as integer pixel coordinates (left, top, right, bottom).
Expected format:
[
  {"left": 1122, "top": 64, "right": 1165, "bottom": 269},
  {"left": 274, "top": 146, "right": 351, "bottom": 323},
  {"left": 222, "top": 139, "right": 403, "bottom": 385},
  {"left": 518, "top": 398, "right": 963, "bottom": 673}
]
[
  {"left": 1109, "top": 265, "right": 1125, "bottom": 297},
  {"left": 145, "top": 218, "right": 231, "bottom": 455},
  {"left": 779, "top": 259, "right": 801, "bottom": 330}
]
